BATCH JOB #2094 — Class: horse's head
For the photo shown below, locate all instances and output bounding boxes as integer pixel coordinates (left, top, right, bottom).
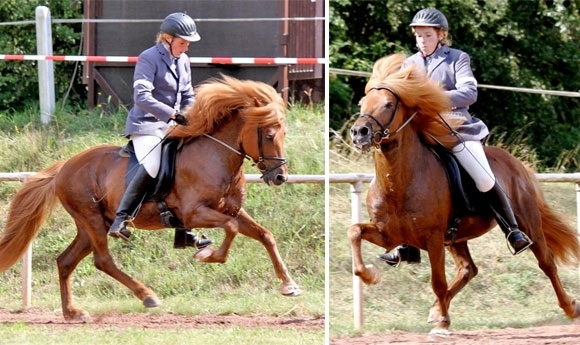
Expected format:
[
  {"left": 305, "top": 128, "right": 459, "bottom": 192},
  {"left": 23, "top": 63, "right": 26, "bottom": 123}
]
[
  {"left": 350, "top": 86, "right": 412, "bottom": 151},
  {"left": 350, "top": 53, "right": 456, "bottom": 151},
  {"left": 240, "top": 92, "right": 288, "bottom": 186}
]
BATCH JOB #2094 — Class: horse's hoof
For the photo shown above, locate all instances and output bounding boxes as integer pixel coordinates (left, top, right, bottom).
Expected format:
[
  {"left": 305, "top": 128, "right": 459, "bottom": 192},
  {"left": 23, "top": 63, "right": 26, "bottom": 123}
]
[
  {"left": 360, "top": 264, "right": 381, "bottom": 285},
  {"left": 281, "top": 284, "right": 301, "bottom": 297},
  {"left": 367, "top": 264, "right": 381, "bottom": 284},
  {"left": 429, "top": 328, "right": 451, "bottom": 337},
  {"left": 143, "top": 296, "right": 162, "bottom": 308},
  {"left": 194, "top": 247, "right": 213, "bottom": 262},
  {"left": 63, "top": 309, "right": 90, "bottom": 322}
]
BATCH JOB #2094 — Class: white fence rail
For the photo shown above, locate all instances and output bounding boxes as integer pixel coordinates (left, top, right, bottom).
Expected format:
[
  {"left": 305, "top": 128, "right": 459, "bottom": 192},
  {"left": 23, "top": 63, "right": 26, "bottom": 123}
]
[{"left": 3, "top": 172, "right": 580, "bottom": 330}]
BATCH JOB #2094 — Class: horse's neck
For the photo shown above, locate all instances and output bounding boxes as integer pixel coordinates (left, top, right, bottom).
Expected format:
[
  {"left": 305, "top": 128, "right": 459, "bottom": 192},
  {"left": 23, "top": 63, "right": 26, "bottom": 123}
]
[
  {"left": 373, "top": 131, "right": 429, "bottom": 191},
  {"left": 189, "top": 119, "right": 246, "bottom": 176}
]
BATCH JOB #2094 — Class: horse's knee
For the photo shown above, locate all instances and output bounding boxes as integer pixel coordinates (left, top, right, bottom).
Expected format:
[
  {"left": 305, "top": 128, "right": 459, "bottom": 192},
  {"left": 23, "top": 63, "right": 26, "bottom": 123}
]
[{"left": 347, "top": 225, "right": 361, "bottom": 242}]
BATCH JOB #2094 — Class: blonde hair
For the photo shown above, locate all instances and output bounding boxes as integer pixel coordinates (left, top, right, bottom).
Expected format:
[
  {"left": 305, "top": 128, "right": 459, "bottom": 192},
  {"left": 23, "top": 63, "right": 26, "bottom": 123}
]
[{"left": 156, "top": 32, "right": 172, "bottom": 43}]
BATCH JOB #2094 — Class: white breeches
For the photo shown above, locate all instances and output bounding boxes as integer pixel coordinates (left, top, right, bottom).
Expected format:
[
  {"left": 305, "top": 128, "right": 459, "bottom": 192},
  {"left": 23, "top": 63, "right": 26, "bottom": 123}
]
[
  {"left": 451, "top": 140, "right": 495, "bottom": 192},
  {"left": 131, "top": 134, "right": 162, "bottom": 178}
]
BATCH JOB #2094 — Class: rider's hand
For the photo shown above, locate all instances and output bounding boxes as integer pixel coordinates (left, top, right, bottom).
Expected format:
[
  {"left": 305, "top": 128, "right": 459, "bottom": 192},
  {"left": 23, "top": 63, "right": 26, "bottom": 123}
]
[{"left": 173, "top": 112, "right": 188, "bottom": 125}]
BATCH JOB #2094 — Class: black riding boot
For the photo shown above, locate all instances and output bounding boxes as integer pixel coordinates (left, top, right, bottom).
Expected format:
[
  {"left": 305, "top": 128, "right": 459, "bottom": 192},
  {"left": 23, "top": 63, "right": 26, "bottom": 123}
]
[
  {"left": 108, "top": 165, "right": 154, "bottom": 241},
  {"left": 484, "top": 181, "right": 533, "bottom": 255},
  {"left": 173, "top": 228, "right": 213, "bottom": 249},
  {"left": 377, "top": 244, "right": 421, "bottom": 267}
]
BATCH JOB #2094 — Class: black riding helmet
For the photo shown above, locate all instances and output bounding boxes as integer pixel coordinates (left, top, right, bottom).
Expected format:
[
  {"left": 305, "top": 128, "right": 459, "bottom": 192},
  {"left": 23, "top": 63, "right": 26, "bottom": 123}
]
[
  {"left": 410, "top": 8, "right": 448, "bottom": 31},
  {"left": 160, "top": 12, "right": 201, "bottom": 42}
]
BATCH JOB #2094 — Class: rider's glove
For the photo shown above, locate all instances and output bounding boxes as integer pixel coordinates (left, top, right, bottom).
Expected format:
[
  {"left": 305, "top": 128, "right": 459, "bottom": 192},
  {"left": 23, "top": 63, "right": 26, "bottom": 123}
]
[{"left": 174, "top": 112, "right": 188, "bottom": 125}]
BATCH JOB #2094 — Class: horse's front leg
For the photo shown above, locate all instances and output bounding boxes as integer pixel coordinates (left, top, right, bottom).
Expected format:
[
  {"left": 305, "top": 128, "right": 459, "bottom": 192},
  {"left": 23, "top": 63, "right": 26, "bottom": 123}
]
[
  {"left": 235, "top": 208, "right": 301, "bottom": 297},
  {"left": 347, "top": 222, "right": 386, "bottom": 285},
  {"left": 189, "top": 208, "right": 239, "bottom": 264},
  {"left": 426, "top": 242, "right": 452, "bottom": 335}
]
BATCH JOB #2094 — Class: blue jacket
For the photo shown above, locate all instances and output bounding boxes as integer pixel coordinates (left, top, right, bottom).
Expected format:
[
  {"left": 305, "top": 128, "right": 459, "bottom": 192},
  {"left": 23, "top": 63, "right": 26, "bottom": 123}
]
[
  {"left": 125, "top": 42, "right": 195, "bottom": 138},
  {"left": 404, "top": 45, "right": 488, "bottom": 141},
  {"left": 403, "top": 45, "right": 477, "bottom": 114}
]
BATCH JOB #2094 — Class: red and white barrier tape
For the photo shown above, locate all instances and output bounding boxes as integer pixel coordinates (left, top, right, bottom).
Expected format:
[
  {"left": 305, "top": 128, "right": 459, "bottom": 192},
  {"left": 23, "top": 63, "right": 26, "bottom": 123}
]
[{"left": 0, "top": 54, "right": 326, "bottom": 65}]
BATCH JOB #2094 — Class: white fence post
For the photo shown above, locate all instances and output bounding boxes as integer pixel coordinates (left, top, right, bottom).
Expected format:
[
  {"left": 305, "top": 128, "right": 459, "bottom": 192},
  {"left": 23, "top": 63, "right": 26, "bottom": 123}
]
[
  {"left": 351, "top": 178, "right": 364, "bottom": 330},
  {"left": 21, "top": 246, "right": 32, "bottom": 308},
  {"left": 35, "top": 6, "right": 55, "bottom": 125}
]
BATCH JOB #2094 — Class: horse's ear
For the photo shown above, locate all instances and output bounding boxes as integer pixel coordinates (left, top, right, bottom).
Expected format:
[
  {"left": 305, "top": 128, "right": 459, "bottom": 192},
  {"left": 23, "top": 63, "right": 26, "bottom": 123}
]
[{"left": 358, "top": 96, "right": 366, "bottom": 107}]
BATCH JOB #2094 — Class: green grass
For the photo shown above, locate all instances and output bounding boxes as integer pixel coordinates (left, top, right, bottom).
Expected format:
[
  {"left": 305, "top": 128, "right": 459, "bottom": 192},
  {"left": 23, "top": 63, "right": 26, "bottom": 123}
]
[
  {"left": 0, "top": 324, "right": 323, "bottom": 345},
  {"left": 0, "top": 103, "right": 324, "bottom": 341},
  {"left": 329, "top": 146, "right": 580, "bottom": 337}
]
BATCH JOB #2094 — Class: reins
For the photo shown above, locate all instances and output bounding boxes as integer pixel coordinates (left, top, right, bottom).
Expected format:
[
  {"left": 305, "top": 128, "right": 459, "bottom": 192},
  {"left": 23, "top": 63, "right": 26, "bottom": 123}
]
[{"left": 203, "top": 127, "right": 287, "bottom": 179}]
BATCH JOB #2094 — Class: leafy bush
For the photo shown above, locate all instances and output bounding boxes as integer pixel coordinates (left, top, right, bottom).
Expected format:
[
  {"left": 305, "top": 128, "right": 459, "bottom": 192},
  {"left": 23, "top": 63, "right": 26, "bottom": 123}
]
[{"left": 0, "top": 0, "right": 85, "bottom": 112}]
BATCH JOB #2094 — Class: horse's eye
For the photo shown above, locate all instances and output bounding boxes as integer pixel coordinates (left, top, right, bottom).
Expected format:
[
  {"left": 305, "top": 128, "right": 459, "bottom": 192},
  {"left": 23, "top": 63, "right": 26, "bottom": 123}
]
[{"left": 385, "top": 102, "right": 394, "bottom": 109}]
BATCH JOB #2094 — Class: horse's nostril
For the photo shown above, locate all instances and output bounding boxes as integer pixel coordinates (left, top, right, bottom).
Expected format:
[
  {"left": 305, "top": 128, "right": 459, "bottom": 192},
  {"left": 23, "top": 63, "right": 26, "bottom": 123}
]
[{"left": 361, "top": 127, "right": 369, "bottom": 136}]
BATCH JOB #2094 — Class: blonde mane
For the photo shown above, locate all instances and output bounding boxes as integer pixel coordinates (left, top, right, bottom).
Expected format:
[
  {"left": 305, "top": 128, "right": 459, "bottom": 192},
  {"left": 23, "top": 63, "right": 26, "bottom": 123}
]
[
  {"left": 365, "top": 53, "right": 462, "bottom": 146},
  {"left": 170, "top": 75, "right": 286, "bottom": 138}
]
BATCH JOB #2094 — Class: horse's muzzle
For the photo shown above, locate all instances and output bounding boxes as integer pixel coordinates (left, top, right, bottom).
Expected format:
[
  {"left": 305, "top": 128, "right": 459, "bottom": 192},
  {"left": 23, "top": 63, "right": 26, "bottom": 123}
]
[
  {"left": 350, "top": 123, "right": 373, "bottom": 151},
  {"left": 263, "top": 170, "right": 288, "bottom": 186}
]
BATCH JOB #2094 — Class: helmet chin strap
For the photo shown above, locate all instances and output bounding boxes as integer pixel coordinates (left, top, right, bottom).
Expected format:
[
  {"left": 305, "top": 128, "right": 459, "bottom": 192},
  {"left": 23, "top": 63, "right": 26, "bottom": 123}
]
[
  {"left": 166, "top": 38, "right": 179, "bottom": 58},
  {"left": 421, "top": 42, "right": 442, "bottom": 58}
]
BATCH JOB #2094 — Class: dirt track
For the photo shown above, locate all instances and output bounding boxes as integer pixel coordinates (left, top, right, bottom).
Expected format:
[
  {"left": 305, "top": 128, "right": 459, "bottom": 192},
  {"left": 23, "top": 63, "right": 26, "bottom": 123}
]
[
  {"left": 330, "top": 322, "right": 580, "bottom": 344},
  {"left": 5, "top": 308, "right": 580, "bottom": 343},
  {"left": 0, "top": 308, "right": 323, "bottom": 330}
]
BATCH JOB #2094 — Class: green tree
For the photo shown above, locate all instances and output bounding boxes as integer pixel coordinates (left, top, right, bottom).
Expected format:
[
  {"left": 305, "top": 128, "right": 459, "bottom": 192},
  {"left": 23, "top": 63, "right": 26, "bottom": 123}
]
[
  {"left": 0, "top": 0, "right": 84, "bottom": 113},
  {"left": 330, "top": 0, "right": 580, "bottom": 171}
]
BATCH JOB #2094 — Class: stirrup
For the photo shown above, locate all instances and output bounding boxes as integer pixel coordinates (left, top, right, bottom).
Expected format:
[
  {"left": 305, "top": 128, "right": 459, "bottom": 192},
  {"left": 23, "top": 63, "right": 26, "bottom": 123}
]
[
  {"left": 377, "top": 251, "right": 402, "bottom": 268},
  {"left": 108, "top": 220, "right": 132, "bottom": 243},
  {"left": 506, "top": 230, "right": 532, "bottom": 255}
]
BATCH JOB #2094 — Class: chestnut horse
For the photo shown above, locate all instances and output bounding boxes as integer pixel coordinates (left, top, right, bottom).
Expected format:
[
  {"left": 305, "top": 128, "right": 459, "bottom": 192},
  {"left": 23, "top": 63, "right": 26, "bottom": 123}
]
[
  {"left": 0, "top": 75, "right": 300, "bottom": 321},
  {"left": 348, "top": 54, "right": 580, "bottom": 334}
]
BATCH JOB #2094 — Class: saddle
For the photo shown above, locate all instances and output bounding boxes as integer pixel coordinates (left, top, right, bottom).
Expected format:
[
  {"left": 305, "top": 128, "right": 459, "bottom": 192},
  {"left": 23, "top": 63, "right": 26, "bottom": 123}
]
[
  {"left": 428, "top": 143, "right": 489, "bottom": 244},
  {"left": 119, "top": 139, "right": 184, "bottom": 228}
]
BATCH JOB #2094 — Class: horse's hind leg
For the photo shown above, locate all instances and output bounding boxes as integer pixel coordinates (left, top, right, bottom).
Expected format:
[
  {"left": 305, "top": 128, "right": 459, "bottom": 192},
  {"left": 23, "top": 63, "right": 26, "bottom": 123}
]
[
  {"left": 529, "top": 239, "right": 580, "bottom": 318},
  {"left": 235, "top": 208, "right": 301, "bottom": 296},
  {"left": 56, "top": 229, "right": 93, "bottom": 321}
]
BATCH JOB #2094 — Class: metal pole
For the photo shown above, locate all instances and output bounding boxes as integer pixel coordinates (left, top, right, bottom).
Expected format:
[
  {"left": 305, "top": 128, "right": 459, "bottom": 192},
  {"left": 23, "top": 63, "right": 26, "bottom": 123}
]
[
  {"left": 21, "top": 173, "right": 32, "bottom": 309},
  {"left": 576, "top": 183, "right": 580, "bottom": 293},
  {"left": 351, "top": 178, "right": 364, "bottom": 330},
  {"left": 35, "top": 6, "right": 55, "bottom": 125},
  {"left": 21, "top": 246, "right": 32, "bottom": 308}
]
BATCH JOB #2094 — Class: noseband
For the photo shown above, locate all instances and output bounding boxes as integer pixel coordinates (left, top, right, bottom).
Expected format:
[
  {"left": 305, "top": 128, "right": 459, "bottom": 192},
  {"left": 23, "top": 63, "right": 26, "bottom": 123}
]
[{"left": 358, "top": 86, "right": 417, "bottom": 147}]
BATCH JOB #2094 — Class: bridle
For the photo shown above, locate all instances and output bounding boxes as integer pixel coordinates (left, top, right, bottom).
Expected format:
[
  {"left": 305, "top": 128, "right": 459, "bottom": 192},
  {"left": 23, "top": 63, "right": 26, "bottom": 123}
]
[
  {"left": 358, "top": 86, "right": 418, "bottom": 147},
  {"left": 203, "top": 127, "right": 286, "bottom": 179},
  {"left": 255, "top": 127, "right": 287, "bottom": 176}
]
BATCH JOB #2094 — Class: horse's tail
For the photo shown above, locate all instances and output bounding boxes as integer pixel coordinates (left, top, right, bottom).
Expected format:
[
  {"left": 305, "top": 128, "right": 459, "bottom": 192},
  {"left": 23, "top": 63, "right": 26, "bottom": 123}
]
[
  {"left": 527, "top": 167, "right": 580, "bottom": 266},
  {"left": 0, "top": 161, "right": 64, "bottom": 271}
]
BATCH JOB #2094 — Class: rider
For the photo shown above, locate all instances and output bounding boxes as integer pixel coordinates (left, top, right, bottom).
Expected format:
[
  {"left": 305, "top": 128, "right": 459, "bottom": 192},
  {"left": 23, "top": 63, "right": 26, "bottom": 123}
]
[
  {"left": 108, "top": 12, "right": 212, "bottom": 250},
  {"left": 377, "top": 8, "right": 532, "bottom": 266}
]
